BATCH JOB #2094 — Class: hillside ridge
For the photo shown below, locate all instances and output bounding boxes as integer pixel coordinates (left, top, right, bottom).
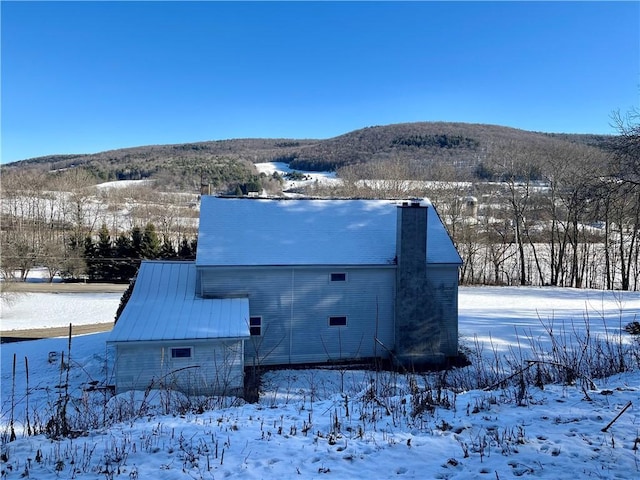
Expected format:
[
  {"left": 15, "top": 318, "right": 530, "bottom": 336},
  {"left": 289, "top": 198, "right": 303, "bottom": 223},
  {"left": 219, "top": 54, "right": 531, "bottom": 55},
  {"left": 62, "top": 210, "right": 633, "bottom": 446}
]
[
  {"left": 3, "top": 121, "right": 614, "bottom": 191},
  {"left": 7, "top": 121, "right": 611, "bottom": 165}
]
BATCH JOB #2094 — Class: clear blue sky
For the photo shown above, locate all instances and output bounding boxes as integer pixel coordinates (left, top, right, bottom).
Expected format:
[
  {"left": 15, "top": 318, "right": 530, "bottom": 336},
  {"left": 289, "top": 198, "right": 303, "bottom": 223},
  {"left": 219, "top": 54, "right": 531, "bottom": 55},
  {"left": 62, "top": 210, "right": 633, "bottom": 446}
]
[{"left": 1, "top": 1, "right": 638, "bottom": 163}]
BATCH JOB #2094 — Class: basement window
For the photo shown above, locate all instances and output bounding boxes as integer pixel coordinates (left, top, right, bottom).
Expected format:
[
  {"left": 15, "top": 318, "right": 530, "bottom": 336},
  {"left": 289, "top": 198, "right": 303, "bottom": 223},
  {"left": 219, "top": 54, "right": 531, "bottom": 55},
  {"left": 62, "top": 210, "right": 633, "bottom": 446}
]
[
  {"left": 329, "top": 316, "right": 348, "bottom": 327},
  {"left": 330, "top": 272, "right": 347, "bottom": 282},
  {"left": 249, "top": 316, "right": 262, "bottom": 336},
  {"left": 171, "top": 347, "right": 192, "bottom": 359}
]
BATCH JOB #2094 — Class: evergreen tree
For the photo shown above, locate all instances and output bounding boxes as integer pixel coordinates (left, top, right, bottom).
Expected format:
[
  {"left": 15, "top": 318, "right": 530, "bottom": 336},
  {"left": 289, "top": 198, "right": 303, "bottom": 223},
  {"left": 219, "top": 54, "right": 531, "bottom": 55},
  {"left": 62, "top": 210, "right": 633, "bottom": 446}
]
[
  {"left": 141, "top": 223, "right": 161, "bottom": 259},
  {"left": 114, "top": 277, "right": 136, "bottom": 324},
  {"left": 114, "top": 233, "right": 137, "bottom": 282},
  {"left": 159, "top": 236, "right": 177, "bottom": 259},
  {"left": 178, "top": 237, "right": 195, "bottom": 259},
  {"left": 95, "top": 224, "right": 115, "bottom": 280},
  {"left": 131, "top": 226, "right": 143, "bottom": 259},
  {"left": 83, "top": 235, "right": 98, "bottom": 280}
]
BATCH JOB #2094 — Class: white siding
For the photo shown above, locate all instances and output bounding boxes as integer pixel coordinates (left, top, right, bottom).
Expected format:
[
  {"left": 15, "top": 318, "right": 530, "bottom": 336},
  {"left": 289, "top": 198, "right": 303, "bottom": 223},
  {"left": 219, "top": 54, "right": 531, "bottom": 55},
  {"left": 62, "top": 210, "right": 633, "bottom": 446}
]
[
  {"left": 200, "top": 266, "right": 396, "bottom": 365},
  {"left": 113, "top": 338, "right": 244, "bottom": 396}
]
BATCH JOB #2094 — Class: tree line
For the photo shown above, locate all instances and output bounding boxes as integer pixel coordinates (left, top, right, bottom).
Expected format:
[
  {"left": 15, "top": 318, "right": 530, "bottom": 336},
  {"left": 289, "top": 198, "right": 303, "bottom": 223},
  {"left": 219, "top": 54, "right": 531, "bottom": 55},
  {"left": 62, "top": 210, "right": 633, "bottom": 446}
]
[
  {"left": 2, "top": 112, "right": 637, "bottom": 290},
  {"left": 83, "top": 223, "right": 197, "bottom": 282},
  {"left": 0, "top": 168, "right": 199, "bottom": 284},
  {"left": 305, "top": 111, "right": 640, "bottom": 291}
]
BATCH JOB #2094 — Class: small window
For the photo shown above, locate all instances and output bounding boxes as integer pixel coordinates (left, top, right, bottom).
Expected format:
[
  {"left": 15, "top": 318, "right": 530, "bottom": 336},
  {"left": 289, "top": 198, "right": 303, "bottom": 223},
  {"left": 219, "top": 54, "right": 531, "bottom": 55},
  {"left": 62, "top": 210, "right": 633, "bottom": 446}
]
[
  {"left": 329, "top": 316, "right": 347, "bottom": 327},
  {"left": 330, "top": 272, "right": 347, "bottom": 282},
  {"left": 249, "top": 316, "right": 262, "bottom": 336},
  {"left": 171, "top": 347, "right": 192, "bottom": 359}
]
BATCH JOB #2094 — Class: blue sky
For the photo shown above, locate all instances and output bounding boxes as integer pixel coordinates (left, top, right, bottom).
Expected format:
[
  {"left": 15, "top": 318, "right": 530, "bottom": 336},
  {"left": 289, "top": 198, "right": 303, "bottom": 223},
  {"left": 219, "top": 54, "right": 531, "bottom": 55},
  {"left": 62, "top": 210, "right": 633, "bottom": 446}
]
[{"left": 1, "top": 1, "right": 638, "bottom": 163}]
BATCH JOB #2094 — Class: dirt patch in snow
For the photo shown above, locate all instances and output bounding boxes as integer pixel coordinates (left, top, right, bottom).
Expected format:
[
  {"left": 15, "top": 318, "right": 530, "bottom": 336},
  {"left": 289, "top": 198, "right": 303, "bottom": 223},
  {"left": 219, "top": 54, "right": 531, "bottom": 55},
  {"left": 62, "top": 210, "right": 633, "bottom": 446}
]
[
  {"left": 3, "top": 282, "right": 128, "bottom": 293},
  {"left": 1, "top": 322, "right": 114, "bottom": 343}
]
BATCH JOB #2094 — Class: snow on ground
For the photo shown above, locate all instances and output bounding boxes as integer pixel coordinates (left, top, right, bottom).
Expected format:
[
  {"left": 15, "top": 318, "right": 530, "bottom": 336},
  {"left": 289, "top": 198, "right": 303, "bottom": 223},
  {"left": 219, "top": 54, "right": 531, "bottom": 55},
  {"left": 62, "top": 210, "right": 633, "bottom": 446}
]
[
  {"left": 1, "top": 287, "right": 640, "bottom": 479},
  {"left": 254, "top": 161, "right": 339, "bottom": 191},
  {"left": 1, "top": 292, "right": 121, "bottom": 330},
  {"left": 459, "top": 286, "right": 639, "bottom": 355},
  {"left": 3, "top": 267, "right": 63, "bottom": 283},
  {"left": 94, "top": 179, "right": 152, "bottom": 190}
]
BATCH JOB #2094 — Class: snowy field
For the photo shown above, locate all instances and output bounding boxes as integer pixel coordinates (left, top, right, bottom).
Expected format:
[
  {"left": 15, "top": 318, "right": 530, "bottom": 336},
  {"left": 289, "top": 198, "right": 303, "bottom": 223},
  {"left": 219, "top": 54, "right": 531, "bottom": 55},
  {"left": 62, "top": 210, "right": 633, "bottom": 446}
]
[
  {"left": 1, "top": 286, "right": 640, "bottom": 479},
  {"left": 1, "top": 292, "right": 122, "bottom": 331},
  {"left": 0, "top": 267, "right": 123, "bottom": 331},
  {"left": 254, "top": 161, "right": 339, "bottom": 191},
  {"left": 93, "top": 179, "right": 152, "bottom": 190}
]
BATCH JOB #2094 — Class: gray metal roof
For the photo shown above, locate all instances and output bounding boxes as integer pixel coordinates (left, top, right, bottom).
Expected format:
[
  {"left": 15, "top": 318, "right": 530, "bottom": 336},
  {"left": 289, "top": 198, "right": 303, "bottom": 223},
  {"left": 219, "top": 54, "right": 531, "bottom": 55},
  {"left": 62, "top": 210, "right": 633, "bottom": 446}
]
[
  {"left": 107, "top": 261, "right": 250, "bottom": 343},
  {"left": 196, "top": 197, "right": 462, "bottom": 267}
]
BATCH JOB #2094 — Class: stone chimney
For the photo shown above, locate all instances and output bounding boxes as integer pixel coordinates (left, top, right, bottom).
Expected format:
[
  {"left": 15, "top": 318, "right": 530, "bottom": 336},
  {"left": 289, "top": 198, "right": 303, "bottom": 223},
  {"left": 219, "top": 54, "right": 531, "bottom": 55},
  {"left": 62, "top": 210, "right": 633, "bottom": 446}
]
[{"left": 394, "top": 201, "right": 439, "bottom": 368}]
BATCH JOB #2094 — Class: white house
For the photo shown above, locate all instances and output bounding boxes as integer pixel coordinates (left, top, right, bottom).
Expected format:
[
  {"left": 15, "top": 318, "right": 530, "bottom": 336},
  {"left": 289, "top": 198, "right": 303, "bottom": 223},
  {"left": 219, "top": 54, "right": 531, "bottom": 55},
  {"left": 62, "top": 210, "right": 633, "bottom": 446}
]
[{"left": 108, "top": 196, "right": 462, "bottom": 396}]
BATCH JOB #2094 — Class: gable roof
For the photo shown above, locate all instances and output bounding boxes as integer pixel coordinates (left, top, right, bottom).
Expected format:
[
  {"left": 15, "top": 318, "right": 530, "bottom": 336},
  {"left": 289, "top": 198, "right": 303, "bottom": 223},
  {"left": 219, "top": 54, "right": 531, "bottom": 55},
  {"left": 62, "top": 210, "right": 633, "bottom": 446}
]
[
  {"left": 196, "top": 197, "right": 462, "bottom": 266},
  {"left": 107, "top": 261, "right": 250, "bottom": 343}
]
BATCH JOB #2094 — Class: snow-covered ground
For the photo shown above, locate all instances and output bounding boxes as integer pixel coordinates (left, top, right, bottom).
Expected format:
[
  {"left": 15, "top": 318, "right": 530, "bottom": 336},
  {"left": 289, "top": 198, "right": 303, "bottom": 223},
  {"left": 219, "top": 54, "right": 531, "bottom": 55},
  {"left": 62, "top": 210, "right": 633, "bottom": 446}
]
[
  {"left": 254, "top": 161, "right": 339, "bottom": 191},
  {"left": 93, "top": 179, "right": 153, "bottom": 190},
  {"left": 1, "top": 287, "right": 640, "bottom": 479},
  {"left": 0, "top": 292, "right": 121, "bottom": 330}
]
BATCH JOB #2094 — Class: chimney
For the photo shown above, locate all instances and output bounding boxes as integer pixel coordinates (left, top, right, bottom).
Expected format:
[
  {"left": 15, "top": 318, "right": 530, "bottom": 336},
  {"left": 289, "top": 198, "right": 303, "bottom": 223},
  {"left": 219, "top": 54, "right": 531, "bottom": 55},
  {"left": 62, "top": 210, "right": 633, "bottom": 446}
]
[
  {"left": 396, "top": 202, "right": 427, "bottom": 278},
  {"left": 394, "top": 201, "right": 437, "bottom": 368}
]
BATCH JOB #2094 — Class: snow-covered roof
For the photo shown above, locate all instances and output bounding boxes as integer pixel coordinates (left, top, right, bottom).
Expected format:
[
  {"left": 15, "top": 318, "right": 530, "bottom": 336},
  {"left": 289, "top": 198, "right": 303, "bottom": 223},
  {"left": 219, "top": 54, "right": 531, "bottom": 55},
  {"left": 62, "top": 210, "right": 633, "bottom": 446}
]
[
  {"left": 107, "top": 261, "right": 250, "bottom": 343},
  {"left": 196, "top": 197, "right": 462, "bottom": 266}
]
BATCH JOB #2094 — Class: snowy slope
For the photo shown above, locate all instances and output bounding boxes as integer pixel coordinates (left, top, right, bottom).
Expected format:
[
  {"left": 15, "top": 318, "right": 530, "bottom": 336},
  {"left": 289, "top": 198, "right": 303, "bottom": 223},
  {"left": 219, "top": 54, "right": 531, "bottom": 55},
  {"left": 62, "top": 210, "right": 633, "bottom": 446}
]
[{"left": 1, "top": 287, "right": 639, "bottom": 479}]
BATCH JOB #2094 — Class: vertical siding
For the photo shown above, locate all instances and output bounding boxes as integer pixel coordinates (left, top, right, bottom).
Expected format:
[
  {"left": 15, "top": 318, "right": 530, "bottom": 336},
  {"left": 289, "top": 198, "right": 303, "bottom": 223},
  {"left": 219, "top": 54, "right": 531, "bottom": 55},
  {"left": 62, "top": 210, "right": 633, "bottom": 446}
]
[
  {"left": 113, "top": 343, "right": 159, "bottom": 393},
  {"left": 425, "top": 265, "right": 459, "bottom": 357},
  {"left": 288, "top": 268, "right": 395, "bottom": 363},
  {"left": 201, "top": 268, "right": 293, "bottom": 365},
  {"left": 200, "top": 266, "right": 396, "bottom": 366},
  {"left": 114, "top": 339, "right": 244, "bottom": 396}
]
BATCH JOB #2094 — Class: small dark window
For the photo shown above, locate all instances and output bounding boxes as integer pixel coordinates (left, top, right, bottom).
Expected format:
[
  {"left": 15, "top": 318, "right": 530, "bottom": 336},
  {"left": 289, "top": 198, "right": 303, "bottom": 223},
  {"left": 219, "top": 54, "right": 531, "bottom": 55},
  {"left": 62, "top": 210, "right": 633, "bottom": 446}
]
[
  {"left": 330, "top": 272, "right": 347, "bottom": 282},
  {"left": 329, "top": 316, "right": 347, "bottom": 327},
  {"left": 250, "top": 316, "right": 262, "bottom": 336},
  {"left": 171, "top": 347, "right": 192, "bottom": 358}
]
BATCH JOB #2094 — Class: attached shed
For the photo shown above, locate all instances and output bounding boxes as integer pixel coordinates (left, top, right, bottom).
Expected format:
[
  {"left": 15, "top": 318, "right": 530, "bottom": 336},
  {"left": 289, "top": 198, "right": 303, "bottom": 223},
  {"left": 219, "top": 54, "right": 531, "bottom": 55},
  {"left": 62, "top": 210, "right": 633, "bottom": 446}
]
[{"left": 107, "top": 261, "right": 250, "bottom": 396}]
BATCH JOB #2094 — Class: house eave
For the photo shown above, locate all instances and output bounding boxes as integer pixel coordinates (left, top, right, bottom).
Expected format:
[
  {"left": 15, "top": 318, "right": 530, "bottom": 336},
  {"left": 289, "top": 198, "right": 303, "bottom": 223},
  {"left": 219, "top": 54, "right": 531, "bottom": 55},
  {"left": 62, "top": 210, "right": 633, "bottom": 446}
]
[
  {"left": 196, "top": 262, "right": 461, "bottom": 269},
  {"left": 195, "top": 263, "right": 399, "bottom": 270},
  {"left": 107, "top": 336, "right": 250, "bottom": 347}
]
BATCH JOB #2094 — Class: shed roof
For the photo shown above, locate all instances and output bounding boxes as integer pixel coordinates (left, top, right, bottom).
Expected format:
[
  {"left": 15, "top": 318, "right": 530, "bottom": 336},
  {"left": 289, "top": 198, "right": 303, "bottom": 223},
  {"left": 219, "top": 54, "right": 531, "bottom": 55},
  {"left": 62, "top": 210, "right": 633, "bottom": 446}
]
[
  {"left": 107, "top": 261, "right": 250, "bottom": 343},
  {"left": 196, "top": 197, "right": 462, "bottom": 266}
]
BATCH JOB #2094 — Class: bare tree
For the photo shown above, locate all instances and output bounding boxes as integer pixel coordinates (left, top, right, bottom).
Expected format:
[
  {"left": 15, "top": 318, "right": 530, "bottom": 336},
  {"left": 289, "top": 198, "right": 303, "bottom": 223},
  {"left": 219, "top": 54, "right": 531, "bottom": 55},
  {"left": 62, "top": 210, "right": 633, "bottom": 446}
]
[
  {"left": 0, "top": 169, "right": 49, "bottom": 280},
  {"left": 610, "top": 108, "right": 640, "bottom": 187},
  {"left": 606, "top": 109, "right": 640, "bottom": 289},
  {"left": 486, "top": 140, "right": 542, "bottom": 285}
]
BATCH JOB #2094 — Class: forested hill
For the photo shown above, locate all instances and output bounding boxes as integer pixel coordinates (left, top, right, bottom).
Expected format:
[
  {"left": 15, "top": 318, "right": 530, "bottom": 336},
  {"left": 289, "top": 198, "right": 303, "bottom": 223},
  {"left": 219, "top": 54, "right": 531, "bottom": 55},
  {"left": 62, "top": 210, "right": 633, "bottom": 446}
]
[{"left": 4, "top": 122, "right": 614, "bottom": 189}]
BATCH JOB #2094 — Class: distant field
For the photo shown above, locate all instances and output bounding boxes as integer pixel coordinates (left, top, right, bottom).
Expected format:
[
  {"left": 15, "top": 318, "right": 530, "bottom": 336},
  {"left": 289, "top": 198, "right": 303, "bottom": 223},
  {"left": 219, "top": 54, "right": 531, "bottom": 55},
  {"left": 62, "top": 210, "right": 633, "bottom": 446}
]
[{"left": 1, "top": 283, "right": 124, "bottom": 341}]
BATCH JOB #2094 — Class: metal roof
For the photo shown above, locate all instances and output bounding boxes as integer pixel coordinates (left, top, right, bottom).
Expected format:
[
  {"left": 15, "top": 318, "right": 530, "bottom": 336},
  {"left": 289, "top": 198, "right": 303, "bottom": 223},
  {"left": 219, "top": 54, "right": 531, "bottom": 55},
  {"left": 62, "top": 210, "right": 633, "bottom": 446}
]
[{"left": 107, "top": 261, "right": 250, "bottom": 343}]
